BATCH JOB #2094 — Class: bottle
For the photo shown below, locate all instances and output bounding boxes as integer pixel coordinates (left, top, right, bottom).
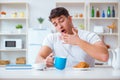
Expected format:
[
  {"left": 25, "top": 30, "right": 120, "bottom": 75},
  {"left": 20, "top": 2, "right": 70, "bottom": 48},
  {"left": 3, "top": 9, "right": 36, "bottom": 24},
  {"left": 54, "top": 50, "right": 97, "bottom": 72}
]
[
  {"left": 107, "top": 6, "right": 111, "bottom": 17},
  {"left": 91, "top": 6, "right": 94, "bottom": 17},
  {"left": 96, "top": 8, "right": 100, "bottom": 17},
  {"left": 112, "top": 6, "right": 115, "bottom": 17},
  {"left": 102, "top": 10, "right": 105, "bottom": 17}
]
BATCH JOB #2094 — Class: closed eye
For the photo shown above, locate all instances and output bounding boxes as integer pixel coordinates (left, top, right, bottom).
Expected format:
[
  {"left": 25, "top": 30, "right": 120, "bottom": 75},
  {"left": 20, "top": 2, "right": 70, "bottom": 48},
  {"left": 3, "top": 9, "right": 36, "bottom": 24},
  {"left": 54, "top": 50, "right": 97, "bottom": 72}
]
[
  {"left": 53, "top": 23, "right": 57, "bottom": 27},
  {"left": 58, "top": 17, "right": 64, "bottom": 23},
  {"left": 59, "top": 18, "right": 64, "bottom": 23}
]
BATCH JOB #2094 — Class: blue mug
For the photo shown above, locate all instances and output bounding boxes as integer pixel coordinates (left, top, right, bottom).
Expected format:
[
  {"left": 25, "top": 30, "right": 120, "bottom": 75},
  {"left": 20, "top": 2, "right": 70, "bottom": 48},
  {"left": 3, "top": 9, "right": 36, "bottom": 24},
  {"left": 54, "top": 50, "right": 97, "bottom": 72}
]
[{"left": 54, "top": 56, "right": 67, "bottom": 70}]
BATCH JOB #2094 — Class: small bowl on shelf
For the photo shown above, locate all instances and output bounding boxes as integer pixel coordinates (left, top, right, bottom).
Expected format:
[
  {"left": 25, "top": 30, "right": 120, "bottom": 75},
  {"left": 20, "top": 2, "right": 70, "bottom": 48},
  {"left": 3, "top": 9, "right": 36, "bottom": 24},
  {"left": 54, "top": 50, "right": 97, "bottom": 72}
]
[{"left": 0, "top": 11, "right": 6, "bottom": 18}]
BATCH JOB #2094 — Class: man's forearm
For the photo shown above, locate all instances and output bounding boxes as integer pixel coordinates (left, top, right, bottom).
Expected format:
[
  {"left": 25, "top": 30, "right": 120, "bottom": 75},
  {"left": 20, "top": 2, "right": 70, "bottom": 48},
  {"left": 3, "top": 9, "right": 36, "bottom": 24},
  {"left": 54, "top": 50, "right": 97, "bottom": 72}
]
[
  {"left": 35, "top": 55, "right": 45, "bottom": 63},
  {"left": 77, "top": 39, "right": 109, "bottom": 62}
]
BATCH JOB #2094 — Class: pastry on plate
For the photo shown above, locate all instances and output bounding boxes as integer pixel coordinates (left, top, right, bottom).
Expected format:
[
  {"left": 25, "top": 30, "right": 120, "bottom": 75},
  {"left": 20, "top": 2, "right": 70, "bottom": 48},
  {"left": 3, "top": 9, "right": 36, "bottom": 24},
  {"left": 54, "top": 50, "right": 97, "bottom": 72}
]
[{"left": 73, "top": 62, "right": 89, "bottom": 68}]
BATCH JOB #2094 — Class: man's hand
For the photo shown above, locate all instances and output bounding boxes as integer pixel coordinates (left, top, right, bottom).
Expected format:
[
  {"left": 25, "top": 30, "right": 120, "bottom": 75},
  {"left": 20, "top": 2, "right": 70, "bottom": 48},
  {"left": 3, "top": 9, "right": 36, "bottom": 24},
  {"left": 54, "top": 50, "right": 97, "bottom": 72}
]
[
  {"left": 45, "top": 53, "right": 54, "bottom": 67},
  {"left": 61, "top": 28, "right": 80, "bottom": 45}
]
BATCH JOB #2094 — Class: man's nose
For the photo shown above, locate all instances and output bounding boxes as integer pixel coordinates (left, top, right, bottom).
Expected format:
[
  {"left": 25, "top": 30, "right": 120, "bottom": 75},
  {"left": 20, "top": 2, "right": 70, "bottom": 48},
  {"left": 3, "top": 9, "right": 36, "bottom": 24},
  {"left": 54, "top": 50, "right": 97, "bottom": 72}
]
[{"left": 58, "top": 23, "right": 62, "bottom": 29}]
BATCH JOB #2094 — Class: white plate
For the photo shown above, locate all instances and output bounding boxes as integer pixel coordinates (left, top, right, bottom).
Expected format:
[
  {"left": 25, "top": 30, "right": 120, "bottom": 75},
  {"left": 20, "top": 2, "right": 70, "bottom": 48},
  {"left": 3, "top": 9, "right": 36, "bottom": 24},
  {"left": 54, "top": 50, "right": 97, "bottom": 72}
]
[
  {"left": 73, "top": 68, "right": 92, "bottom": 71},
  {"left": 0, "top": 65, "right": 6, "bottom": 67}
]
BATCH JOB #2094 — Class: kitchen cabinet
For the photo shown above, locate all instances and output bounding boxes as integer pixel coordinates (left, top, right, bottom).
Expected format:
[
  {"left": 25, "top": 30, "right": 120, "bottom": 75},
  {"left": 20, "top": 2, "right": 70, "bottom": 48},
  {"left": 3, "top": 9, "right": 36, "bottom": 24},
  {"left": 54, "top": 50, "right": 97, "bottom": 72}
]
[
  {"left": 88, "top": 2, "right": 119, "bottom": 49},
  {"left": 56, "top": 2, "right": 86, "bottom": 30},
  {"left": 0, "top": 2, "right": 29, "bottom": 64}
]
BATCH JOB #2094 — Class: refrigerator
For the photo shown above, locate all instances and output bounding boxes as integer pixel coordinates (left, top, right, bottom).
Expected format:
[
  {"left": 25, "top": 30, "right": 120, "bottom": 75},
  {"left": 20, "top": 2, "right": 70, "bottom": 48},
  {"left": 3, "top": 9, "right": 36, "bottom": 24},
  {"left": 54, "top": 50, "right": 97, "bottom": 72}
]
[{"left": 27, "top": 28, "right": 51, "bottom": 65}]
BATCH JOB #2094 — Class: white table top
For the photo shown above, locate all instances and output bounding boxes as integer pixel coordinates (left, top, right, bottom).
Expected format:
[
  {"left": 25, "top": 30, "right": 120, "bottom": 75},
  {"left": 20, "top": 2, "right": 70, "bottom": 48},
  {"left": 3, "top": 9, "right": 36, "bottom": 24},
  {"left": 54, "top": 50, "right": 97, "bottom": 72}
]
[{"left": 0, "top": 66, "right": 120, "bottom": 80}]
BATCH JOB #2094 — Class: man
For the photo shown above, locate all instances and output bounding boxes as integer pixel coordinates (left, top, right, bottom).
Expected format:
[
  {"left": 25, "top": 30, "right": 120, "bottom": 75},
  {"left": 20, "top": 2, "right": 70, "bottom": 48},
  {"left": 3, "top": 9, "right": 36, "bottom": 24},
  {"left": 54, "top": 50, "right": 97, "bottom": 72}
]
[{"left": 35, "top": 7, "right": 109, "bottom": 67}]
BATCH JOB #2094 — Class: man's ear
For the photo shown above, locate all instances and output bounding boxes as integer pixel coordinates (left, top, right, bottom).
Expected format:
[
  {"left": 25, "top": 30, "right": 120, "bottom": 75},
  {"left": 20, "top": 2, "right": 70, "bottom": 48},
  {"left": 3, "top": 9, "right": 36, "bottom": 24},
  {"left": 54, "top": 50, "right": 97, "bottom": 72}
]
[{"left": 68, "top": 16, "right": 72, "bottom": 22}]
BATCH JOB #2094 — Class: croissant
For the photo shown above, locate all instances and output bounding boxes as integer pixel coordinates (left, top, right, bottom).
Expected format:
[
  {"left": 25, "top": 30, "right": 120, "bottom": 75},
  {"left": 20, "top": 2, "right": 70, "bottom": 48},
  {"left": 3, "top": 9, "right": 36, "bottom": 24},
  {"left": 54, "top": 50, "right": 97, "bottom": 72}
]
[{"left": 73, "top": 62, "right": 89, "bottom": 68}]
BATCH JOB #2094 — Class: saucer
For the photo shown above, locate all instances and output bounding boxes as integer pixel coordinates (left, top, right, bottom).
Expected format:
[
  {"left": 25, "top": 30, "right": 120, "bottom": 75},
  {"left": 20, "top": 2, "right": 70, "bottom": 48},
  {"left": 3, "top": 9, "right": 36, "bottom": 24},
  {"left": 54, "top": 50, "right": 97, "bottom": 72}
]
[
  {"left": 73, "top": 68, "right": 92, "bottom": 71},
  {"left": 33, "top": 63, "right": 46, "bottom": 70}
]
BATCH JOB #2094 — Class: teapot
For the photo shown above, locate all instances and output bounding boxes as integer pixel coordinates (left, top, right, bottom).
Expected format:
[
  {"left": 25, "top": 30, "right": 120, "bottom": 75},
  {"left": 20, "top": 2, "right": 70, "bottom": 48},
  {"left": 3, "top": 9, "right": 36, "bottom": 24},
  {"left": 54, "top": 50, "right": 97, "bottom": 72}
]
[{"left": 111, "top": 47, "right": 120, "bottom": 70}]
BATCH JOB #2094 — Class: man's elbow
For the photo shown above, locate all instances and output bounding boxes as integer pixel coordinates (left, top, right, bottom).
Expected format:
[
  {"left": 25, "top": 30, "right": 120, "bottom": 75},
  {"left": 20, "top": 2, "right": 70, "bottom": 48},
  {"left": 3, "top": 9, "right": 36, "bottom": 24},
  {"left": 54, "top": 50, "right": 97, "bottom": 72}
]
[{"left": 101, "top": 53, "right": 109, "bottom": 62}]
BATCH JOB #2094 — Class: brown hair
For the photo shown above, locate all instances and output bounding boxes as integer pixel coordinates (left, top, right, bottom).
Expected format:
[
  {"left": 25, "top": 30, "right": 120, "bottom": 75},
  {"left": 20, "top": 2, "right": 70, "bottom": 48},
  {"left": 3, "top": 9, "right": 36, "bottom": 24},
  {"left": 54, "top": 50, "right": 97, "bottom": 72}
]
[{"left": 49, "top": 7, "right": 70, "bottom": 21}]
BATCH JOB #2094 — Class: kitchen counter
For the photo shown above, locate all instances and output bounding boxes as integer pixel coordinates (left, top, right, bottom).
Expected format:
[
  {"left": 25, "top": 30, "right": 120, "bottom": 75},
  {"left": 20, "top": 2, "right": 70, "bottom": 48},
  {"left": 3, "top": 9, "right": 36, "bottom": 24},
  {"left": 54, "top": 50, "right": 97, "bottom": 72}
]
[{"left": 0, "top": 66, "right": 120, "bottom": 80}]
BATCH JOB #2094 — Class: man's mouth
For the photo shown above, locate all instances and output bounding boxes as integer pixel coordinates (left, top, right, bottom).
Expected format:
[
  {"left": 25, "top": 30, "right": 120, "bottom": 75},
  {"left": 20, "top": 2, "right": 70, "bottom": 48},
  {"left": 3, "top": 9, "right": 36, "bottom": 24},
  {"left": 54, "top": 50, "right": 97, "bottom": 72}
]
[{"left": 61, "top": 29, "right": 66, "bottom": 33}]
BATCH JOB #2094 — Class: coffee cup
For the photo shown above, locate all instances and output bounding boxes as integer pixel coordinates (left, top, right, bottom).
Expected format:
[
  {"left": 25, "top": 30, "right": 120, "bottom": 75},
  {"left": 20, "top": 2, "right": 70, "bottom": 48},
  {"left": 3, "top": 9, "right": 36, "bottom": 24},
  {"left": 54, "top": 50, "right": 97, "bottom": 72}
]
[
  {"left": 54, "top": 56, "right": 67, "bottom": 70},
  {"left": 33, "top": 62, "right": 46, "bottom": 70}
]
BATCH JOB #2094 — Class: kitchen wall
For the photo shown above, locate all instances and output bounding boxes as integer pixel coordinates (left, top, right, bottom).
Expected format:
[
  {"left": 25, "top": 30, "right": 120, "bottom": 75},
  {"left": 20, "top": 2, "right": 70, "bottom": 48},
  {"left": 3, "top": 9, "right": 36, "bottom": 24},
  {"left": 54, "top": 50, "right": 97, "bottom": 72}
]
[
  {"left": 0, "top": 0, "right": 119, "bottom": 30},
  {"left": 0, "top": 0, "right": 119, "bottom": 64}
]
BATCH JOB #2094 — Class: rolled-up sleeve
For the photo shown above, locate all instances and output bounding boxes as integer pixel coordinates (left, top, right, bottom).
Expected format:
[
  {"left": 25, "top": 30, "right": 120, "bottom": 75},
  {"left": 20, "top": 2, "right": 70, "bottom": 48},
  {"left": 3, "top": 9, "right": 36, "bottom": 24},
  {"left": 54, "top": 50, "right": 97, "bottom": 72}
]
[
  {"left": 87, "top": 32, "right": 101, "bottom": 44},
  {"left": 42, "top": 33, "right": 54, "bottom": 50}
]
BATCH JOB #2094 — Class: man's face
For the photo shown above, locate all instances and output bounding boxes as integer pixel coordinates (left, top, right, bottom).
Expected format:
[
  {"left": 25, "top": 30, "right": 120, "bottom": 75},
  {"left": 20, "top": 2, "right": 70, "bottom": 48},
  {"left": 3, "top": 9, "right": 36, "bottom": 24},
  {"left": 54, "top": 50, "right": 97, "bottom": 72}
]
[{"left": 51, "top": 15, "right": 72, "bottom": 34}]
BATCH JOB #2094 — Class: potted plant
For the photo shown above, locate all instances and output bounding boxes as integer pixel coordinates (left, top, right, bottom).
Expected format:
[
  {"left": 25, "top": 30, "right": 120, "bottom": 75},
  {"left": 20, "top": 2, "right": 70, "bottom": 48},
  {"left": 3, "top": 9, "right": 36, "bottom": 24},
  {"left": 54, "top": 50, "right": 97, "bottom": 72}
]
[
  {"left": 78, "top": 24, "right": 84, "bottom": 30},
  {"left": 38, "top": 17, "right": 44, "bottom": 29},
  {"left": 16, "top": 24, "right": 23, "bottom": 33}
]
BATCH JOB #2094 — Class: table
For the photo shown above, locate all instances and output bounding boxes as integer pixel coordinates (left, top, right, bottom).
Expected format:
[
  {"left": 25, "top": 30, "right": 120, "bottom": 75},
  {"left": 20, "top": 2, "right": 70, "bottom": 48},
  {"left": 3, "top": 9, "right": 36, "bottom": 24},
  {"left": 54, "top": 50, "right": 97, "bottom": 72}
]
[{"left": 0, "top": 66, "right": 120, "bottom": 80}]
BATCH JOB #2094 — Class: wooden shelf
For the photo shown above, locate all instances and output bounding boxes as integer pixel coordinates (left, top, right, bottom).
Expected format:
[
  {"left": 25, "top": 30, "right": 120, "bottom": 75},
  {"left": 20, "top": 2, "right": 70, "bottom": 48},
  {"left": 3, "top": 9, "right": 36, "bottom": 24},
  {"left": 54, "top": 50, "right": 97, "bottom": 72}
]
[
  {"left": 0, "top": 33, "right": 27, "bottom": 36},
  {"left": 56, "top": 2, "right": 85, "bottom": 4},
  {"left": 89, "top": 2, "right": 118, "bottom": 4},
  {"left": 72, "top": 17, "right": 85, "bottom": 20},
  {"left": 97, "top": 33, "right": 118, "bottom": 36},
  {"left": 0, "top": 49, "right": 27, "bottom": 52},
  {"left": 0, "top": 2, "right": 27, "bottom": 4},
  {"left": 89, "top": 17, "right": 119, "bottom": 20},
  {"left": 0, "top": 17, "right": 28, "bottom": 20}
]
